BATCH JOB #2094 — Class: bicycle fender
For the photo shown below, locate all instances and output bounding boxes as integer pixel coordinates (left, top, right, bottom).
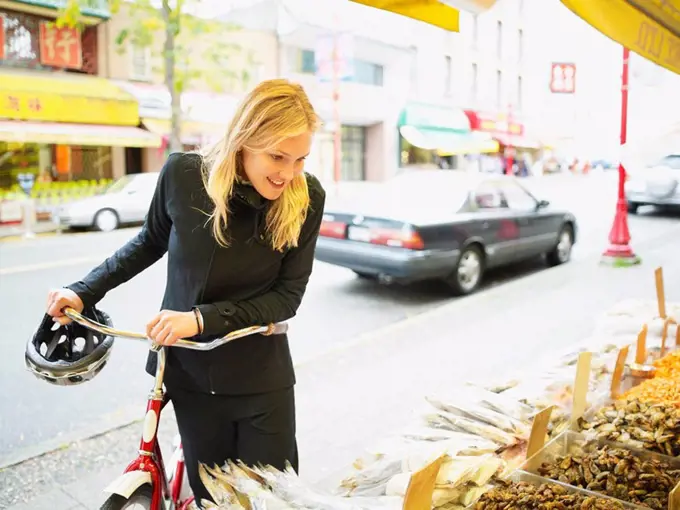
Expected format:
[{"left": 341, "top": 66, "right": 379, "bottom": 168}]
[{"left": 103, "top": 470, "right": 153, "bottom": 499}]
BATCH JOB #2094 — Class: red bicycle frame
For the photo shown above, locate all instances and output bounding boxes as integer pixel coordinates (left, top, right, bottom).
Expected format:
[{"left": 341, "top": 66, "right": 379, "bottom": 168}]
[{"left": 122, "top": 347, "right": 194, "bottom": 510}]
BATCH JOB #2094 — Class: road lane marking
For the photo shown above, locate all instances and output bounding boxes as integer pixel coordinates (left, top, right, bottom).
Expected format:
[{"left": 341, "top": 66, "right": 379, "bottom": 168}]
[{"left": 0, "top": 256, "right": 107, "bottom": 276}]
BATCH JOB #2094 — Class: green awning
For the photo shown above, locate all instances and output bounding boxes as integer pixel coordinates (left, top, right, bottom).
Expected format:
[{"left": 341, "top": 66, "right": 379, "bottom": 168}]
[
  {"left": 399, "top": 125, "right": 495, "bottom": 154},
  {"left": 398, "top": 102, "right": 471, "bottom": 133}
]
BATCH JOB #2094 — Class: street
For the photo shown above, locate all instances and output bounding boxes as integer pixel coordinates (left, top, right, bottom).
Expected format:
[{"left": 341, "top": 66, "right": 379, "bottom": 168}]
[{"left": 1, "top": 173, "right": 679, "bottom": 509}]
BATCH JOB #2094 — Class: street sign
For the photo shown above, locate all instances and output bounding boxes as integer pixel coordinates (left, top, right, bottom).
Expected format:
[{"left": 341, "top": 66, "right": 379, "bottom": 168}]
[
  {"left": 550, "top": 62, "right": 576, "bottom": 94},
  {"left": 315, "top": 33, "right": 354, "bottom": 83}
]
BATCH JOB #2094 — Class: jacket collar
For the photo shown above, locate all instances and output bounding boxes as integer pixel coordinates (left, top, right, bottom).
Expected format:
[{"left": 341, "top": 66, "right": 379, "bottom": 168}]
[{"left": 233, "top": 180, "right": 268, "bottom": 211}]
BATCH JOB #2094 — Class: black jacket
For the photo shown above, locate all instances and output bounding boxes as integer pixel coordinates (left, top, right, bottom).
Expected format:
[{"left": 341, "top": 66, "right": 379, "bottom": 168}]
[{"left": 67, "top": 152, "right": 326, "bottom": 395}]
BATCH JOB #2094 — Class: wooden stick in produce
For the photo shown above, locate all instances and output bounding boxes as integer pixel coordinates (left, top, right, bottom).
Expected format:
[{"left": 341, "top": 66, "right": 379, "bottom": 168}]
[
  {"left": 610, "top": 346, "right": 629, "bottom": 399},
  {"left": 656, "top": 266, "right": 667, "bottom": 319},
  {"left": 403, "top": 454, "right": 445, "bottom": 510},
  {"left": 670, "top": 482, "right": 680, "bottom": 510},
  {"left": 635, "top": 324, "right": 648, "bottom": 365},
  {"left": 571, "top": 352, "right": 592, "bottom": 422},
  {"left": 526, "top": 406, "right": 554, "bottom": 465}
]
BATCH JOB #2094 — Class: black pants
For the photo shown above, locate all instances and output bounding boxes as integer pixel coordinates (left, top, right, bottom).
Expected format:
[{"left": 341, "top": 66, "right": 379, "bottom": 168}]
[{"left": 169, "top": 385, "right": 298, "bottom": 506}]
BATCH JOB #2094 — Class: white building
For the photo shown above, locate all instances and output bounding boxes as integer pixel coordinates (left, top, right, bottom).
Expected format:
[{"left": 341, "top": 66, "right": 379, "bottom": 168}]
[{"left": 224, "top": 0, "right": 553, "bottom": 181}]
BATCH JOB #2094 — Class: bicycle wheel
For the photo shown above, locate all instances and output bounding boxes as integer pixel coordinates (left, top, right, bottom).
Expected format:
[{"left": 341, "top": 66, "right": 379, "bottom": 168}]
[{"left": 100, "top": 484, "right": 164, "bottom": 510}]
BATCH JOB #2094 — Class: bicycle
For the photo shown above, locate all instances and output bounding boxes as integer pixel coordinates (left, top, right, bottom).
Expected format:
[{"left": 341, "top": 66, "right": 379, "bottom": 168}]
[{"left": 62, "top": 306, "right": 288, "bottom": 510}]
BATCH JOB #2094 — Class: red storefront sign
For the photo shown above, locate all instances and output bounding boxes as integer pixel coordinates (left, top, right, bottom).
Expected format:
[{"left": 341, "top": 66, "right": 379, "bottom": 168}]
[
  {"left": 39, "top": 22, "right": 82, "bottom": 70},
  {"left": 464, "top": 110, "right": 524, "bottom": 136},
  {"left": 0, "top": 16, "right": 5, "bottom": 61},
  {"left": 550, "top": 62, "right": 576, "bottom": 94}
]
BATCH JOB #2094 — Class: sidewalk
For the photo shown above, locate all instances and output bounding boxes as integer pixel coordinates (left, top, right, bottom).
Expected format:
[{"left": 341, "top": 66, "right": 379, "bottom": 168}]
[
  {"left": 3, "top": 223, "right": 679, "bottom": 509},
  {"left": 0, "top": 221, "right": 58, "bottom": 240}
]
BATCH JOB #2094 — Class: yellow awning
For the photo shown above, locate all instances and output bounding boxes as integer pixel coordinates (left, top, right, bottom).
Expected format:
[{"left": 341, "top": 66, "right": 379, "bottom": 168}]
[
  {"left": 142, "top": 118, "right": 225, "bottom": 144},
  {"left": 349, "top": 0, "right": 461, "bottom": 31},
  {"left": 0, "top": 70, "right": 140, "bottom": 126},
  {"left": 561, "top": 0, "right": 680, "bottom": 75},
  {"left": 0, "top": 121, "right": 162, "bottom": 148}
]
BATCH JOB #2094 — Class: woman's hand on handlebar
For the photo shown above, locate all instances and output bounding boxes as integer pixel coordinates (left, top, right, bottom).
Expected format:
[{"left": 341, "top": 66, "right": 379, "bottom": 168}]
[
  {"left": 146, "top": 310, "right": 200, "bottom": 346},
  {"left": 46, "top": 288, "right": 84, "bottom": 325}
]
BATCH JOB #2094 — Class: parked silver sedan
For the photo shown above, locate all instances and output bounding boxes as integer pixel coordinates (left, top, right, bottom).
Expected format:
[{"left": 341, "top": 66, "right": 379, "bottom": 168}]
[
  {"left": 625, "top": 154, "right": 680, "bottom": 213},
  {"left": 52, "top": 172, "right": 160, "bottom": 232}
]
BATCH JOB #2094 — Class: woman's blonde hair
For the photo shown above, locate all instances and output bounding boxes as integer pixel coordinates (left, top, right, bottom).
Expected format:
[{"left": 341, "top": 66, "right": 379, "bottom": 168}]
[{"left": 201, "top": 79, "right": 320, "bottom": 251}]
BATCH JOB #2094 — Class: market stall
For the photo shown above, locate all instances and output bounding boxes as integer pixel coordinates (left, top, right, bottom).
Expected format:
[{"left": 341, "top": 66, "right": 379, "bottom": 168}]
[{"left": 192, "top": 266, "right": 680, "bottom": 509}]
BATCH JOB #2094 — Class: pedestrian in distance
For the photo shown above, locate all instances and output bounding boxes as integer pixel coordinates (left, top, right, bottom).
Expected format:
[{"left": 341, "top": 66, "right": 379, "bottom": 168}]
[{"left": 44, "top": 78, "right": 326, "bottom": 506}]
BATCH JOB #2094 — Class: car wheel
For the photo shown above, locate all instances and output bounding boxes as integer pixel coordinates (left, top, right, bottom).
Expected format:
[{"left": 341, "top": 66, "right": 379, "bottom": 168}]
[
  {"left": 547, "top": 225, "right": 573, "bottom": 266},
  {"left": 627, "top": 202, "right": 639, "bottom": 214},
  {"left": 94, "top": 209, "right": 120, "bottom": 232},
  {"left": 445, "top": 245, "right": 484, "bottom": 296}
]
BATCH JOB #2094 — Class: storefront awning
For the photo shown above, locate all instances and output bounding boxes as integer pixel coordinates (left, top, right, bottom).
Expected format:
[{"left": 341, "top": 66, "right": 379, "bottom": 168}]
[
  {"left": 142, "top": 118, "right": 225, "bottom": 146},
  {"left": 400, "top": 125, "right": 498, "bottom": 154},
  {"left": 493, "top": 133, "right": 542, "bottom": 149},
  {"left": 399, "top": 102, "right": 471, "bottom": 134},
  {"left": 0, "top": 70, "right": 140, "bottom": 126},
  {"left": 0, "top": 121, "right": 163, "bottom": 148},
  {"left": 561, "top": 0, "right": 680, "bottom": 76}
]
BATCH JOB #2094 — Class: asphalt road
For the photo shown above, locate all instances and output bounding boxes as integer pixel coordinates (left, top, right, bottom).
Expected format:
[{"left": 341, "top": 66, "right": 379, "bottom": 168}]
[{"left": 0, "top": 172, "right": 677, "bottom": 468}]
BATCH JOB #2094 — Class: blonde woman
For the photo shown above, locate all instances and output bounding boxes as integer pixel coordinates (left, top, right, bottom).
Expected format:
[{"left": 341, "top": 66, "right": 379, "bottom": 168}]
[{"left": 45, "top": 79, "right": 326, "bottom": 504}]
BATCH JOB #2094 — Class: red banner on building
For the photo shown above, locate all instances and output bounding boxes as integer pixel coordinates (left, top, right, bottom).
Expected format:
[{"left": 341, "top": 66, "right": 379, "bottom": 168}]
[
  {"left": 0, "top": 16, "right": 5, "bottom": 61},
  {"left": 39, "top": 22, "right": 83, "bottom": 70}
]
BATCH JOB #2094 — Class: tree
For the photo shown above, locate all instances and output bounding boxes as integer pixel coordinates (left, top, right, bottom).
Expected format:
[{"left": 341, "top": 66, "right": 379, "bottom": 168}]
[{"left": 59, "top": 0, "right": 256, "bottom": 153}]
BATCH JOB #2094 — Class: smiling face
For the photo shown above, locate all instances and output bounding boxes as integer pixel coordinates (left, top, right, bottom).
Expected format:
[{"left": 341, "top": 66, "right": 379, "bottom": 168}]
[{"left": 241, "top": 132, "right": 313, "bottom": 200}]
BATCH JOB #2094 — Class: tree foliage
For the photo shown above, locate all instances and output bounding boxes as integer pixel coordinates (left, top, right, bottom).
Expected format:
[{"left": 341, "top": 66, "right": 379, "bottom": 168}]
[{"left": 57, "top": 0, "right": 258, "bottom": 151}]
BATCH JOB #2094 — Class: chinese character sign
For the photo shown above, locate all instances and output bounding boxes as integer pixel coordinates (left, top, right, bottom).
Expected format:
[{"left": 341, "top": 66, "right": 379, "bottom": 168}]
[
  {"left": 550, "top": 63, "right": 576, "bottom": 94},
  {"left": 0, "top": 15, "right": 5, "bottom": 61},
  {"left": 39, "top": 22, "right": 82, "bottom": 70}
]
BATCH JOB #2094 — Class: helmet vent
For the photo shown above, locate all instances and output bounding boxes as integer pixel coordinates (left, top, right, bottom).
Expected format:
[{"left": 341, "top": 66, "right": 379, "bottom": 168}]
[
  {"left": 73, "top": 337, "right": 86, "bottom": 353},
  {"left": 58, "top": 335, "right": 67, "bottom": 345},
  {"left": 51, "top": 322, "right": 60, "bottom": 332},
  {"left": 40, "top": 342, "right": 48, "bottom": 356}
]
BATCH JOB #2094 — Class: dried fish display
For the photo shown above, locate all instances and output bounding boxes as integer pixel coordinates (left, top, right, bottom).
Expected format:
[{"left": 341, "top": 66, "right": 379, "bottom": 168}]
[
  {"left": 199, "top": 461, "right": 404, "bottom": 510},
  {"left": 536, "top": 445, "right": 680, "bottom": 509},
  {"left": 472, "top": 480, "right": 627, "bottom": 510},
  {"left": 578, "top": 400, "right": 680, "bottom": 457}
]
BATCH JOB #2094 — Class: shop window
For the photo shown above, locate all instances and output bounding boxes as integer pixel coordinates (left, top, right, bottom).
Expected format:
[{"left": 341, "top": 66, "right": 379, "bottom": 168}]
[
  {"left": 291, "top": 48, "right": 316, "bottom": 74},
  {"left": 341, "top": 125, "right": 365, "bottom": 181}
]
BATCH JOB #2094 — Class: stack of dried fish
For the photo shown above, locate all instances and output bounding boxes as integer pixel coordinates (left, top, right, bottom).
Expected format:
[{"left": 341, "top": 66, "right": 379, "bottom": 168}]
[
  {"left": 384, "top": 454, "right": 504, "bottom": 509},
  {"left": 578, "top": 400, "right": 680, "bottom": 457},
  {"left": 471, "top": 480, "right": 626, "bottom": 509},
  {"left": 536, "top": 445, "right": 680, "bottom": 509},
  {"left": 198, "top": 461, "right": 404, "bottom": 510}
]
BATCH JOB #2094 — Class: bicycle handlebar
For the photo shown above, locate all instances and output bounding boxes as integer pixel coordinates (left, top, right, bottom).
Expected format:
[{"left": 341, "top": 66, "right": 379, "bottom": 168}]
[{"left": 62, "top": 307, "right": 288, "bottom": 351}]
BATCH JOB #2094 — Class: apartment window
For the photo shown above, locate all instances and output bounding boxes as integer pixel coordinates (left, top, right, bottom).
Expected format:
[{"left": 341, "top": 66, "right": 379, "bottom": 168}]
[
  {"left": 296, "top": 48, "right": 316, "bottom": 74},
  {"left": 496, "top": 69, "right": 502, "bottom": 107},
  {"left": 517, "top": 75, "right": 523, "bottom": 110},
  {"left": 444, "top": 55, "right": 452, "bottom": 96},
  {"left": 496, "top": 21, "right": 503, "bottom": 59},
  {"left": 353, "top": 59, "right": 384, "bottom": 86},
  {"left": 471, "top": 63, "right": 478, "bottom": 102},
  {"left": 130, "top": 44, "right": 151, "bottom": 81},
  {"left": 518, "top": 29, "right": 524, "bottom": 63}
]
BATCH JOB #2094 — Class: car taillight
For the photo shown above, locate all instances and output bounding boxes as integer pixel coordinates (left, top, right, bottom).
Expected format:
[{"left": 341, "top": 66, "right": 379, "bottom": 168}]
[
  {"left": 320, "top": 220, "right": 346, "bottom": 239},
  {"left": 369, "top": 227, "right": 425, "bottom": 250}
]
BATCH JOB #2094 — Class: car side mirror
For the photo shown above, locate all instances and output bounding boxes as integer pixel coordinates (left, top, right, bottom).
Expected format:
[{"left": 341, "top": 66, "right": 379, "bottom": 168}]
[{"left": 537, "top": 199, "right": 550, "bottom": 209}]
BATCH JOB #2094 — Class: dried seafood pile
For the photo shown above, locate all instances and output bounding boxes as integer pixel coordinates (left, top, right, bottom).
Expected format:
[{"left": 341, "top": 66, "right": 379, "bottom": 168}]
[
  {"left": 578, "top": 400, "right": 680, "bottom": 457},
  {"left": 472, "top": 480, "right": 626, "bottom": 510},
  {"left": 536, "top": 445, "right": 680, "bottom": 509}
]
